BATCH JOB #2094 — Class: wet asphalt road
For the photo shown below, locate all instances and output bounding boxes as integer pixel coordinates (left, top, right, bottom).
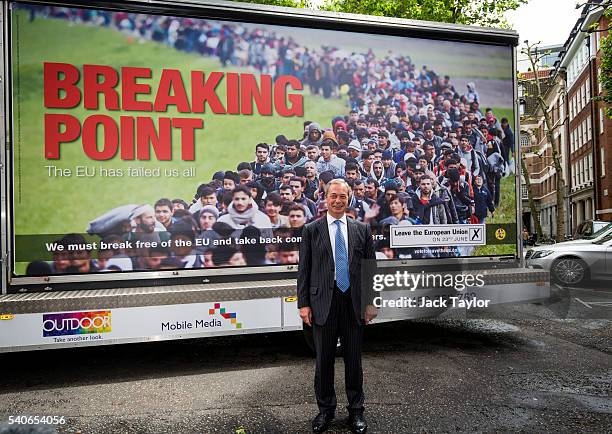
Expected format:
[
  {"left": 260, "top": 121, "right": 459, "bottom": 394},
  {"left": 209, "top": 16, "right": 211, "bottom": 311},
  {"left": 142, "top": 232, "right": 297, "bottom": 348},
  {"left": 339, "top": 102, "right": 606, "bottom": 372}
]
[{"left": 0, "top": 284, "right": 610, "bottom": 434}]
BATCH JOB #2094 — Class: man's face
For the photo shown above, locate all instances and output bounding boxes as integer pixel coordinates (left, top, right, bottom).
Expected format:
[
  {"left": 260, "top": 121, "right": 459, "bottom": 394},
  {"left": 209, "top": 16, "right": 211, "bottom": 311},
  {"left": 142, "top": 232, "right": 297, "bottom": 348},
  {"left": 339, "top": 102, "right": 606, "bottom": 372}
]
[
  {"left": 307, "top": 148, "right": 319, "bottom": 161},
  {"left": 199, "top": 212, "right": 216, "bottom": 230},
  {"left": 401, "top": 137, "right": 410, "bottom": 147},
  {"left": 201, "top": 193, "right": 217, "bottom": 206},
  {"left": 420, "top": 178, "right": 432, "bottom": 195},
  {"left": 460, "top": 138, "right": 470, "bottom": 149},
  {"left": 367, "top": 141, "right": 377, "bottom": 151},
  {"left": 305, "top": 162, "right": 317, "bottom": 178},
  {"left": 282, "top": 173, "right": 293, "bottom": 184},
  {"left": 290, "top": 180, "right": 303, "bottom": 198},
  {"left": 310, "top": 130, "right": 321, "bottom": 141},
  {"left": 373, "top": 161, "right": 383, "bottom": 177},
  {"left": 138, "top": 211, "right": 156, "bottom": 233},
  {"left": 232, "top": 191, "right": 251, "bottom": 213},
  {"left": 424, "top": 145, "right": 435, "bottom": 159},
  {"left": 425, "top": 130, "right": 434, "bottom": 140},
  {"left": 373, "top": 152, "right": 382, "bottom": 161},
  {"left": 240, "top": 174, "right": 252, "bottom": 185},
  {"left": 320, "top": 146, "right": 332, "bottom": 160},
  {"left": 288, "top": 210, "right": 306, "bottom": 228},
  {"left": 501, "top": 120, "right": 508, "bottom": 129},
  {"left": 265, "top": 201, "right": 280, "bottom": 218},
  {"left": 223, "top": 179, "right": 235, "bottom": 191},
  {"left": 229, "top": 252, "right": 247, "bottom": 266},
  {"left": 287, "top": 144, "right": 298, "bottom": 159},
  {"left": 275, "top": 150, "right": 285, "bottom": 160},
  {"left": 464, "top": 124, "right": 472, "bottom": 134},
  {"left": 353, "top": 183, "right": 365, "bottom": 199},
  {"left": 345, "top": 169, "right": 359, "bottom": 181},
  {"left": 143, "top": 252, "right": 164, "bottom": 270},
  {"left": 349, "top": 112, "right": 359, "bottom": 123},
  {"left": 280, "top": 188, "right": 294, "bottom": 202},
  {"left": 326, "top": 183, "right": 350, "bottom": 217},
  {"left": 384, "top": 189, "right": 397, "bottom": 202},
  {"left": 475, "top": 176, "right": 483, "bottom": 187},
  {"left": 350, "top": 149, "right": 360, "bottom": 159},
  {"left": 389, "top": 198, "right": 403, "bottom": 216},
  {"left": 379, "top": 136, "right": 388, "bottom": 148},
  {"left": 279, "top": 250, "right": 299, "bottom": 265},
  {"left": 434, "top": 124, "right": 443, "bottom": 135},
  {"left": 256, "top": 146, "right": 269, "bottom": 162},
  {"left": 357, "top": 121, "right": 367, "bottom": 129},
  {"left": 382, "top": 157, "right": 392, "bottom": 168},
  {"left": 173, "top": 202, "right": 185, "bottom": 211},
  {"left": 155, "top": 205, "right": 172, "bottom": 226},
  {"left": 365, "top": 182, "right": 377, "bottom": 199}
]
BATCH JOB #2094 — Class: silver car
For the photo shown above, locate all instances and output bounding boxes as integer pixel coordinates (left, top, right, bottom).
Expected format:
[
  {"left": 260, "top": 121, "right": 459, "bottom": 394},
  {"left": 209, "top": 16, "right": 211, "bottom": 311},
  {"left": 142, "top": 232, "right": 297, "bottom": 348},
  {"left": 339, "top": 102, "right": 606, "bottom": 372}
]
[{"left": 526, "top": 227, "right": 612, "bottom": 285}]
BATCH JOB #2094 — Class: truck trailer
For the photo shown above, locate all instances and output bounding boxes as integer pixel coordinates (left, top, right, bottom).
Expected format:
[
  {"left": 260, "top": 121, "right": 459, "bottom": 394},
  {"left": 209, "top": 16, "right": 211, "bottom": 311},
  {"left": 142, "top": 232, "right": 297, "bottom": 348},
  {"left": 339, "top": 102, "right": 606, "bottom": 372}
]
[{"left": 0, "top": 0, "right": 549, "bottom": 352}]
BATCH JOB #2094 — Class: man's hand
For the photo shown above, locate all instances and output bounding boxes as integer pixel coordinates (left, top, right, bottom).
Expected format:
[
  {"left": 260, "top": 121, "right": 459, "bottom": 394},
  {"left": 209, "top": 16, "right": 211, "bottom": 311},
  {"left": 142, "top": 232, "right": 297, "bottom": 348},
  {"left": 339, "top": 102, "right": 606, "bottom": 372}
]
[
  {"left": 364, "top": 304, "right": 378, "bottom": 325},
  {"left": 299, "top": 307, "right": 312, "bottom": 327}
]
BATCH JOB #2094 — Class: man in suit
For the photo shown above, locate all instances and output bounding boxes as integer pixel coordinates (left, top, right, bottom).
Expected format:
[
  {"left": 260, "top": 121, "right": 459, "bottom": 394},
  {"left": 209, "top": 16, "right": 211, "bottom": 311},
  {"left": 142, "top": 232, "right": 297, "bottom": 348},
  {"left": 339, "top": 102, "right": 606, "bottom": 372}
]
[{"left": 298, "top": 179, "right": 377, "bottom": 434}]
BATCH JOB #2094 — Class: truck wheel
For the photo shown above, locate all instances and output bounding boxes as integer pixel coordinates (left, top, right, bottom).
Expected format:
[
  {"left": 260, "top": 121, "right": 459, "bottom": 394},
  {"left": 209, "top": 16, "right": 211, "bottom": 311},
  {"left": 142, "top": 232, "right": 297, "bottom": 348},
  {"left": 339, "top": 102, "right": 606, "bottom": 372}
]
[{"left": 552, "top": 257, "right": 588, "bottom": 286}]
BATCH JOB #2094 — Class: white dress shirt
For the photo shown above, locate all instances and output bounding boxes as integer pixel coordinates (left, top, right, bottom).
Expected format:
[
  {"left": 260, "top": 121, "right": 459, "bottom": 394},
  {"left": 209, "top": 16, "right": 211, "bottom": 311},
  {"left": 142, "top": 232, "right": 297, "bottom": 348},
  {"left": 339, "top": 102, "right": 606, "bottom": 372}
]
[{"left": 326, "top": 213, "right": 349, "bottom": 279}]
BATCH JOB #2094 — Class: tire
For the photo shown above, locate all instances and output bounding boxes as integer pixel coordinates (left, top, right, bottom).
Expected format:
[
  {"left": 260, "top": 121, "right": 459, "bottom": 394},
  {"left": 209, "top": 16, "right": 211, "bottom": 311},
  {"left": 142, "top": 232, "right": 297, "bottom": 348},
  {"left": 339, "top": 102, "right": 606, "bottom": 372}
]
[{"left": 551, "top": 257, "right": 588, "bottom": 286}]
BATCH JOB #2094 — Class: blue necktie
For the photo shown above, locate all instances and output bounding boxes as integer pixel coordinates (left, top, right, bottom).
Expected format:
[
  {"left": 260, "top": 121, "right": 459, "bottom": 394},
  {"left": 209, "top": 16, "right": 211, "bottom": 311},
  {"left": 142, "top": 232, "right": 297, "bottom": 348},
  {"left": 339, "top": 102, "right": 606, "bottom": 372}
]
[{"left": 334, "top": 220, "right": 350, "bottom": 292}]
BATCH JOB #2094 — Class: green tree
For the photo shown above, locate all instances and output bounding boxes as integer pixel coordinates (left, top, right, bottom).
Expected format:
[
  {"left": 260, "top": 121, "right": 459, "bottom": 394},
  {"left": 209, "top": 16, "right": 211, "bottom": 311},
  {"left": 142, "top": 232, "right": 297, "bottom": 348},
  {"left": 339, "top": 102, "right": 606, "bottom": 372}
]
[
  {"left": 595, "top": 5, "right": 612, "bottom": 119},
  {"left": 321, "top": 0, "right": 527, "bottom": 28}
]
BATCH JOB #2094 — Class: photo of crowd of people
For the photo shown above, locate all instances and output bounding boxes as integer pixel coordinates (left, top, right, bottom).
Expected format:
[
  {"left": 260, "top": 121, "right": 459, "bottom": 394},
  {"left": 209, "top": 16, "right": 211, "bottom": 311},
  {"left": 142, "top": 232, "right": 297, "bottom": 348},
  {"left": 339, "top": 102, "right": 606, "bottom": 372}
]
[{"left": 20, "top": 6, "right": 516, "bottom": 276}]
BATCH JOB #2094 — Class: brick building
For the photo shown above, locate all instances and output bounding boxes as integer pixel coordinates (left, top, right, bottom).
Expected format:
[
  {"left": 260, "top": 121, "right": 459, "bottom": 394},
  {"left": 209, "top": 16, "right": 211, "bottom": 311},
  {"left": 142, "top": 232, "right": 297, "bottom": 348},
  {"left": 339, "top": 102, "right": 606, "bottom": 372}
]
[{"left": 520, "top": 0, "right": 611, "bottom": 238}]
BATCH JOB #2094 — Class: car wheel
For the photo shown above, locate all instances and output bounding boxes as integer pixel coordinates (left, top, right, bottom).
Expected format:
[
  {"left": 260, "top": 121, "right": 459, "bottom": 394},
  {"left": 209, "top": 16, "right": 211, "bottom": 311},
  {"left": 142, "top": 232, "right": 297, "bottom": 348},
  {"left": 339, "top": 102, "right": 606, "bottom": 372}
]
[{"left": 552, "top": 257, "right": 588, "bottom": 286}]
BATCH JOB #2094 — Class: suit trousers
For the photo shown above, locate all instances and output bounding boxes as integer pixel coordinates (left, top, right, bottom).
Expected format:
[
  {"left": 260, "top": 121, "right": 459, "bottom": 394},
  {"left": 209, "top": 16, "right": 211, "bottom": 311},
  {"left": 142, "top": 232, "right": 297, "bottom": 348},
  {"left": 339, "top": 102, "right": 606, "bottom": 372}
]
[{"left": 313, "top": 285, "right": 364, "bottom": 416}]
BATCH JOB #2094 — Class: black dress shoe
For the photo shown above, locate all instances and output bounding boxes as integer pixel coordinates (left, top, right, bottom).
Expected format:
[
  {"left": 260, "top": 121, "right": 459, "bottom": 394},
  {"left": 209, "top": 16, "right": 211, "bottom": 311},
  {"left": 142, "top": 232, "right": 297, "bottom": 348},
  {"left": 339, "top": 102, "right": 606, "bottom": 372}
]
[
  {"left": 312, "top": 412, "right": 334, "bottom": 433},
  {"left": 349, "top": 413, "right": 367, "bottom": 434}
]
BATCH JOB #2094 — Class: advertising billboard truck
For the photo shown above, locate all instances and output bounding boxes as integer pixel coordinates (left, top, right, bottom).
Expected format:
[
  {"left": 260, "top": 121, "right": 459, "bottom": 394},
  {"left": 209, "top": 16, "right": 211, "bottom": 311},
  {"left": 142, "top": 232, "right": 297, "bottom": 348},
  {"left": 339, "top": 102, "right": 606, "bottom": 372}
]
[{"left": 0, "top": 0, "right": 549, "bottom": 352}]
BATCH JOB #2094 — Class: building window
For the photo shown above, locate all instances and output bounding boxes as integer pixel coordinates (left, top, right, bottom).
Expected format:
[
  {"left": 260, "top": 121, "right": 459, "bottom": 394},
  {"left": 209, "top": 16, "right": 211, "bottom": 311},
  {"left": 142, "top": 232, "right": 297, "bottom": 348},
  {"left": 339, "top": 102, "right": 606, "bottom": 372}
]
[
  {"left": 520, "top": 133, "right": 530, "bottom": 147},
  {"left": 601, "top": 107, "right": 605, "bottom": 134},
  {"left": 587, "top": 154, "right": 593, "bottom": 182},
  {"left": 583, "top": 119, "right": 588, "bottom": 144},
  {"left": 587, "top": 115, "right": 592, "bottom": 141},
  {"left": 602, "top": 148, "right": 606, "bottom": 177},
  {"left": 586, "top": 77, "right": 590, "bottom": 103}
]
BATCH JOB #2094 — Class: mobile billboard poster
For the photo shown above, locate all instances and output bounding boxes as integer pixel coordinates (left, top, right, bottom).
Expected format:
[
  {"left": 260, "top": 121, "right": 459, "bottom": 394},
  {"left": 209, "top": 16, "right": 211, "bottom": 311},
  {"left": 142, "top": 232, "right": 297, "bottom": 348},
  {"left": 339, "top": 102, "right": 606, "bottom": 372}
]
[{"left": 10, "top": 3, "right": 517, "bottom": 281}]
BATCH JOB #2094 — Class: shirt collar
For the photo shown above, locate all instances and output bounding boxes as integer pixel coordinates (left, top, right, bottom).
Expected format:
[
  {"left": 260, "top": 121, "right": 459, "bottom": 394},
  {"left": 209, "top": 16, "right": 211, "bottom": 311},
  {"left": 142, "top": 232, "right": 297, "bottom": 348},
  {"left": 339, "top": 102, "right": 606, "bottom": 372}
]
[{"left": 327, "top": 212, "right": 347, "bottom": 226}]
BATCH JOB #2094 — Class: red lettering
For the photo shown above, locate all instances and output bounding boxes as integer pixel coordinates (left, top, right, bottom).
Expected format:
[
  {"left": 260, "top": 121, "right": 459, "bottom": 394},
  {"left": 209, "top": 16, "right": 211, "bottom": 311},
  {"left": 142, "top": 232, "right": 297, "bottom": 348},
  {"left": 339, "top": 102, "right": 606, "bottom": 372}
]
[
  {"left": 82, "top": 115, "right": 118, "bottom": 160},
  {"left": 120, "top": 116, "right": 135, "bottom": 160},
  {"left": 191, "top": 71, "right": 226, "bottom": 114},
  {"left": 154, "top": 69, "right": 190, "bottom": 112},
  {"left": 122, "top": 67, "right": 152, "bottom": 111},
  {"left": 44, "top": 62, "right": 81, "bottom": 109},
  {"left": 274, "top": 75, "right": 304, "bottom": 117},
  {"left": 83, "top": 64, "right": 119, "bottom": 110},
  {"left": 172, "top": 118, "right": 204, "bottom": 161},
  {"left": 226, "top": 73, "right": 240, "bottom": 115},
  {"left": 136, "top": 117, "right": 171, "bottom": 160},
  {"left": 44, "top": 113, "right": 81, "bottom": 159},
  {"left": 240, "top": 74, "right": 272, "bottom": 116}
]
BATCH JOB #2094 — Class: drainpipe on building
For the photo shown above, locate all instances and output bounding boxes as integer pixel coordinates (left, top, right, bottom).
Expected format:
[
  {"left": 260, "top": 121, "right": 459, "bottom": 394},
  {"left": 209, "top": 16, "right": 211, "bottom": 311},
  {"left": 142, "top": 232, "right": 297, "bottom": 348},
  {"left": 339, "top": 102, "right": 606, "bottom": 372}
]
[
  {"left": 586, "top": 35, "right": 600, "bottom": 219},
  {"left": 559, "top": 67, "right": 573, "bottom": 234}
]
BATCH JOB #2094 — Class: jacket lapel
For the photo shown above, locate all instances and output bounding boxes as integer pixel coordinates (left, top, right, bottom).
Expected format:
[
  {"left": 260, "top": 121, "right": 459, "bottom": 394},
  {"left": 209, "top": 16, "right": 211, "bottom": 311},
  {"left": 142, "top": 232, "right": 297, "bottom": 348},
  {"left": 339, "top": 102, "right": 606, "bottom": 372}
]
[
  {"left": 347, "top": 218, "right": 357, "bottom": 265},
  {"left": 318, "top": 217, "right": 333, "bottom": 259}
]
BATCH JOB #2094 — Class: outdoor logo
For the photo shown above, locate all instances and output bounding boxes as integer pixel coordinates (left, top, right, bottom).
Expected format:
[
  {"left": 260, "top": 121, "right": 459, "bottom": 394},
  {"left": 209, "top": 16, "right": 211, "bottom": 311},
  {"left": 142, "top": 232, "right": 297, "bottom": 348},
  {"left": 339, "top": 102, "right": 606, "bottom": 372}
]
[
  {"left": 495, "top": 228, "right": 507, "bottom": 241},
  {"left": 209, "top": 303, "right": 242, "bottom": 329},
  {"left": 42, "top": 310, "right": 112, "bottom": 337}
]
